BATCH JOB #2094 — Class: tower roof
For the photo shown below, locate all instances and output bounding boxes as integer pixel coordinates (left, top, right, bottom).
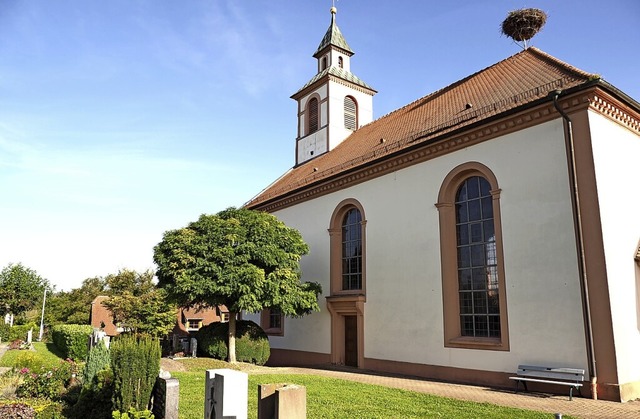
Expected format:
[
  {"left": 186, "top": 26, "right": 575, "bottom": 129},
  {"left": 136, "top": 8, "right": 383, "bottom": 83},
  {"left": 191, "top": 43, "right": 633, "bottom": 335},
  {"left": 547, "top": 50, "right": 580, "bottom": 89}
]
[{"left": 314, "top": 7, "right": 353, "bottom": 57}]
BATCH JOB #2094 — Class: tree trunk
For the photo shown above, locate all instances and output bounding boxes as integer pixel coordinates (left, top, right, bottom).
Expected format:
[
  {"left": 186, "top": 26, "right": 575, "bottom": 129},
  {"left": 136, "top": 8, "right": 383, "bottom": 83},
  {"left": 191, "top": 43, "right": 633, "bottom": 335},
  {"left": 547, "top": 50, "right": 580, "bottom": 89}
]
[{"left": 228, "top": 311, "right": 237, "bottom": 363}]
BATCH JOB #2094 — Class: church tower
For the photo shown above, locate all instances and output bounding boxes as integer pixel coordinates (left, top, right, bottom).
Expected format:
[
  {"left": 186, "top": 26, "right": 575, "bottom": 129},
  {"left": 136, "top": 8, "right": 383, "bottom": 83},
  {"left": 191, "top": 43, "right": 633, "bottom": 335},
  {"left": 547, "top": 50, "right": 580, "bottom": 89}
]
[{"left": 291, "top": 6, "right": 376, "bottom": 165}]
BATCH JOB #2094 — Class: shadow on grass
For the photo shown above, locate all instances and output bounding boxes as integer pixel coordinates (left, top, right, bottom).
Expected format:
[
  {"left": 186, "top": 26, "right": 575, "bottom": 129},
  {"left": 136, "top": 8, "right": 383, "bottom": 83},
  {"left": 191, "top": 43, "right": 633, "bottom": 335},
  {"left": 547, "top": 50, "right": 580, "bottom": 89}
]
[{"left": 45, "top": 342, "right": 66, "bottom": 359}]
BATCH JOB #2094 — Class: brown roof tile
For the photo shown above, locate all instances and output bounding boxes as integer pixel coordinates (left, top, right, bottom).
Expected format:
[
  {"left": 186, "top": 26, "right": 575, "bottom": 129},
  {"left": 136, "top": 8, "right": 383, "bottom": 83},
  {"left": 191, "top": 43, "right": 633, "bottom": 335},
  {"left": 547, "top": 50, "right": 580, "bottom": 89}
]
[{"left": 246, "top": 48, "right": 597, "bottom": 209}]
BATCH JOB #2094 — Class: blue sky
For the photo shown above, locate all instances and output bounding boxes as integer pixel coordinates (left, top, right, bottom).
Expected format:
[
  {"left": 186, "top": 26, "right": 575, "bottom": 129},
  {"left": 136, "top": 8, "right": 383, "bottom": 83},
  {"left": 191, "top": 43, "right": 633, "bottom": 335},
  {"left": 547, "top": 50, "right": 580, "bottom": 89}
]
[{"left": 1, "top": 1, "right": 638, "bottom": 291}]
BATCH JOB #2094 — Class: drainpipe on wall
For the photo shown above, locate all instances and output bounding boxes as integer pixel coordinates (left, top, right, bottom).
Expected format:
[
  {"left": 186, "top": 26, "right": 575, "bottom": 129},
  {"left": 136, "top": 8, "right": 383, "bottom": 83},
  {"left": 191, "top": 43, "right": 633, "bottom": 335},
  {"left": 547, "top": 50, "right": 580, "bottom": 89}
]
[{"left": 551, "top": 90, "right": 598, "bottom": 400}]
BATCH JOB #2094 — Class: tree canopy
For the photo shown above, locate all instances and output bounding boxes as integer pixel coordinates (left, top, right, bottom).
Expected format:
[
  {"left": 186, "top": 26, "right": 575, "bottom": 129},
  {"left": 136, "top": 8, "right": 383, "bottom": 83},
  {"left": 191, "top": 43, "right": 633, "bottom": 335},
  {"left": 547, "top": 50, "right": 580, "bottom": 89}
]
[
  {"left": 0, "top": 263, "right": 49, "bottom": 322},
  {"left": 101, "top": 269, "right": 176, "bottom": 338},
  {"left": 153, "top": 207, "right": 322, "bottom": 361},
  {"left": 46, "top": 276, "right": 107, "bottom": 325}
]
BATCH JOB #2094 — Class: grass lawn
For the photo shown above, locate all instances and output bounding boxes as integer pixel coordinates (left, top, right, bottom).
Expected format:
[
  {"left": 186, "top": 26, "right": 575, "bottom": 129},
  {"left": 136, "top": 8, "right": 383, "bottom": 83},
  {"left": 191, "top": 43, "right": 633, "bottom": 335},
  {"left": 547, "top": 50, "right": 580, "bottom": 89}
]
[
  {"left": 0, "top": 342, "right": 67, "bottom": 369},
  {"left": 171, "top": 359, "right": 566, "bottom": 419},
  {"left": 0, "top": 345, "right": 571, "bottom": 418}
]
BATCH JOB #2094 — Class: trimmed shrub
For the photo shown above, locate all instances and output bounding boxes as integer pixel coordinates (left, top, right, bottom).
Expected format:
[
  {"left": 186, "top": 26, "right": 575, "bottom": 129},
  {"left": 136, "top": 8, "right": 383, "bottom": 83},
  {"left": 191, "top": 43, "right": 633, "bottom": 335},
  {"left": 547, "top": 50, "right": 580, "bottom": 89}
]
[
  {"left": 110, "top": 335, "right": 160, "bottom": 412},
  {"left": 50, "top": 325, "right": 92, "bottom": 361},
  {"left": 196, "top": 320, "right": 270, "bottom": 365},
  {"left": 82, "top": 340, "right": 110, "bottom": 388}
]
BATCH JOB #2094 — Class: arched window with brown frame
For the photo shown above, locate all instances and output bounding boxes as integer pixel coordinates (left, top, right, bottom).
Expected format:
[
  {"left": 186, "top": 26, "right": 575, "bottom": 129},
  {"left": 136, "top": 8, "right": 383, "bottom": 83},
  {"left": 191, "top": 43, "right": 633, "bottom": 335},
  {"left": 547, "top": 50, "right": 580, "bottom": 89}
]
[
  {"left": 344, "top": 96, "right": 357, "bottom": 131},
  {"left": 329, "top": 199, "right": 366, "bottom": 296},
  {"left": 307, "top": 97, "right": 319, "bottom": 135},
  {"left": 436, "top": 162, "right": 509, "bottom": 351}
]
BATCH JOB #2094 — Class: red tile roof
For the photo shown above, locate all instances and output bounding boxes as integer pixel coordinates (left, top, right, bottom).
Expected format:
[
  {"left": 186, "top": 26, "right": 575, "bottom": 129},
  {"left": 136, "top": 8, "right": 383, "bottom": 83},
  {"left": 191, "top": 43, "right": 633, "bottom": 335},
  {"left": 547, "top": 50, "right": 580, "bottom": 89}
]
[
  {"left": 90, "top": 296, "right": 118, "bottom": 336},
  {"left": 246, "top": 48, "right": 597, "bottom": 209}
]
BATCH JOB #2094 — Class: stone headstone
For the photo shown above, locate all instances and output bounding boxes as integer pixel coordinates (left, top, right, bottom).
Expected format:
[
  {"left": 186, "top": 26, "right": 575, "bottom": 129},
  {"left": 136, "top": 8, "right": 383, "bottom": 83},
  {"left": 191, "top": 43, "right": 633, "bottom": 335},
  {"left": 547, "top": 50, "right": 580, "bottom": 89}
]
[
  {"left": 205, "top": 369, "right": 248, "bottom": 419},
  {"left": 258, "top": 383, "right": 306, "bottom": 419},
  {"left": 190, "top": 338, "right": 197, "bottom": 357},
  {"left": 152, "top": 377, "right": 179, "bottom": 419},
  {"left": 26, "top": 329, "right": 33, "bottom": 344}
]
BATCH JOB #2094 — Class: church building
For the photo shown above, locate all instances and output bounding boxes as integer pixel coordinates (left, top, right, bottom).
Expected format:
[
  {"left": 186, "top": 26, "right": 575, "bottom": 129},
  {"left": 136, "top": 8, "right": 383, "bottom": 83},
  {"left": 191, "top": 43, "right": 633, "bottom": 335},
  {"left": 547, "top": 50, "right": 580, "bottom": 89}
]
[{"left": 245, "top": 7, "right": 640, "bottom": 402}]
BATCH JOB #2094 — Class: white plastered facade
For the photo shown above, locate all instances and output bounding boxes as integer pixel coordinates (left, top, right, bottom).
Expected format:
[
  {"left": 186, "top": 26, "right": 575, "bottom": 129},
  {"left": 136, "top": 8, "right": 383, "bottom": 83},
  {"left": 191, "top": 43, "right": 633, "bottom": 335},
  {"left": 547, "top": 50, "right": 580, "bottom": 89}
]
[
  {"left": 248, "top": 118, "right": 591, "bottom": 374},
  {"left": 589, "top": 110, "right": 640, "bottom": 390}
]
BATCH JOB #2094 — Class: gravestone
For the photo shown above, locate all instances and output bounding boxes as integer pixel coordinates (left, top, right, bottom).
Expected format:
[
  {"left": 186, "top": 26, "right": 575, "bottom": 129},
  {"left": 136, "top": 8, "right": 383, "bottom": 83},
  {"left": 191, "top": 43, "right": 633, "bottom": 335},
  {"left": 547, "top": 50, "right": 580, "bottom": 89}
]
[
  {"left": 26, "top": 329, "right": 32, "bottom": 344},
  {"left": 205, "top": 369, "right": 248, "bottom": 419},
  {"left": 258, "top": 383, "right": 306, "bottom": 419},
  {"left": 190, "top": 337, "right": 197, "bottom": 357},
  {"left": 152, "top": 376, "right": 179, "bottom": 419}
]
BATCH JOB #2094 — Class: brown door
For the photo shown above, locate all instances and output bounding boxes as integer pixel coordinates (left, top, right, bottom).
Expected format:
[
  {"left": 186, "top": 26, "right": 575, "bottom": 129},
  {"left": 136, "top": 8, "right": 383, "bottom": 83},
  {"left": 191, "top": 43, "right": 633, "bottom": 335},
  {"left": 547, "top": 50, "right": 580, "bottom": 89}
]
[{"left": 344, "top": 315, "right": 358, "bottom": 367}]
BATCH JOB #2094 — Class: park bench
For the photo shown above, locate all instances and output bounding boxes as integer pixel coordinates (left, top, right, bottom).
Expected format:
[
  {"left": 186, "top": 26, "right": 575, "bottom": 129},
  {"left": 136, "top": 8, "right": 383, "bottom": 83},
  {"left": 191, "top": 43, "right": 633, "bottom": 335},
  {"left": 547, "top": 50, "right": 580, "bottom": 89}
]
[{"left": 509, "top": 365, "right": 585, "bottom": 400}]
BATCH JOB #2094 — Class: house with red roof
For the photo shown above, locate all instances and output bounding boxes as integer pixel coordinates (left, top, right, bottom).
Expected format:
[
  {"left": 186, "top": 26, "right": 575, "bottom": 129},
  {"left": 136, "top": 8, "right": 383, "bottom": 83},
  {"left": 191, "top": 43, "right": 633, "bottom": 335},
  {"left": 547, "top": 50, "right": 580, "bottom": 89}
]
[{"left": 245, "top": 7, "right": 640, "bottom": 402}]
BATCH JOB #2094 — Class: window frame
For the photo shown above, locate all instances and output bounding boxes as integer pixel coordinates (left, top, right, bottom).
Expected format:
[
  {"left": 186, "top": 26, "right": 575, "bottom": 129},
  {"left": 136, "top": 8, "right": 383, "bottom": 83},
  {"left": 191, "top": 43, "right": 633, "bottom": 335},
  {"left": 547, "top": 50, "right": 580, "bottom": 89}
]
[
  {"left": 436, "top": 162, "right": 510, "bottom": 351},
  {"left": 329, "top": 199, "right": 366, "bottom": 296},
  {"left": 344, "top": 96, "right": 357, "bottom": 131},
  {"left": 261, "top": 308, "right": 284, "bottom": 336},
  {"left": 307, "top": 96, "right": 319, "bottom": 135}
]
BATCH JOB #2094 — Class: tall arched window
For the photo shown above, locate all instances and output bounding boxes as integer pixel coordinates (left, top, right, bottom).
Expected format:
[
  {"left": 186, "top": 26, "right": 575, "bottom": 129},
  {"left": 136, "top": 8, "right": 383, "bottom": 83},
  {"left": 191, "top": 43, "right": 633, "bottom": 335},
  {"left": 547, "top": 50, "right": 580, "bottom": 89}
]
[
  {"left": 342, "top": 208, "right": 362, "bottom": 290},
  {"left": 338, "top": 56, "right": 344, "bottom": 68},
  {"left": 344, "top": 96, "right": 357, "bottom": 131},
  {"left": 455, "top": 176, "right": 499, "bottom": 338},
  {"left": 307, "top": 97, "right": 319, "bottom": 134},
  {"left": 437, "top": 162, "right": 509, "bottom": 351},
  {"left": 321, "top": 56, "right": 328, "bottom": 71},
  {"left": 329, "top": 199, "right": 366, "bottom": 295}
]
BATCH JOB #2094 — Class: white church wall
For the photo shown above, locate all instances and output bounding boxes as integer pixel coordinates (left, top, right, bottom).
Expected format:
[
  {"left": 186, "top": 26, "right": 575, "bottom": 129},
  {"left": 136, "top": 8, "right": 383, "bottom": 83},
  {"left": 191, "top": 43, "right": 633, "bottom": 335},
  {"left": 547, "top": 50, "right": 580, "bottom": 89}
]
[
  {"left": 327, "top": 80, "right": 373, "bottom": 151},
  {"left": 589, "top": 110, "right": 640, "bottom": 387},
  {"left": 258, "top": 118, "right": 589, "bottom": 374}
]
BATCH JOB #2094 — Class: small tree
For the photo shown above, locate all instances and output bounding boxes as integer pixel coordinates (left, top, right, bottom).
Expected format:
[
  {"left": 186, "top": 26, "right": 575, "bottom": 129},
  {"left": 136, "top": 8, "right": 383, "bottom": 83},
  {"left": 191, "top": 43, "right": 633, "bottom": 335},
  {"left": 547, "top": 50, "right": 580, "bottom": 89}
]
[
  {"left": 154, "top": 207, "right": 322, "bottom": 363},
  {"left": 102, "top": 270, "right": 176, "bottom": 338},
  {"left": 0, "top": 263, "right": 49, "bottom": 324}
]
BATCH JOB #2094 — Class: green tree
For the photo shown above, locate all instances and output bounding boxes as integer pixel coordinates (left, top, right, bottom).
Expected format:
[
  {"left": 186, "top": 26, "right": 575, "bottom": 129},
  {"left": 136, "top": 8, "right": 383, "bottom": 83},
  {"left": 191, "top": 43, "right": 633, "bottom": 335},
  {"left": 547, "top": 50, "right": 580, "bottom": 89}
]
[
  {"left": 102, "top": 269, "right": 176, "bottom": 338},
  {"left": 0, "top": 263, "right": 49, "bottom": 324},
  {"left": 153, "top": 207, "right": 322, "bottom": 362},
  {"left": 46, "top": 277, "right": 107, "bottom": 325}
]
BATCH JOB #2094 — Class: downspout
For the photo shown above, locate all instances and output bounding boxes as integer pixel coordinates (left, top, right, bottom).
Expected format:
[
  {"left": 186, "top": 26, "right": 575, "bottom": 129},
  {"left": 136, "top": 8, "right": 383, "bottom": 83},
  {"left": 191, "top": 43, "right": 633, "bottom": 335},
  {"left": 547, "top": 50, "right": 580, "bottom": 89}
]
[{"left": 551, "top": 90, "right": 598, "bottom": 399}]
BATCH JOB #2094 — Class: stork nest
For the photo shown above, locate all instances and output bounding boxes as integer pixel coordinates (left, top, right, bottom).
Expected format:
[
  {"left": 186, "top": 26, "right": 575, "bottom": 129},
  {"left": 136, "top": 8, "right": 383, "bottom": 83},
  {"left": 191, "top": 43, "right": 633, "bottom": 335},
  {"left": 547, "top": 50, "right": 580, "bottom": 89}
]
[{"left": 501, "top": 8, "right": 547, "bottom": 42}]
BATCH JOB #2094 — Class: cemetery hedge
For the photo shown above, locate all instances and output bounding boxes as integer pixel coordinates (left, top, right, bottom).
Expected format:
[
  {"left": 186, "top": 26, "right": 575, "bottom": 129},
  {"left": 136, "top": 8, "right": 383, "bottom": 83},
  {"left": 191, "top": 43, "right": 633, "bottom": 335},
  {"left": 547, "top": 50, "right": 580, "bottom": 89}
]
[{"left": 51, "top": 324, "right": 93, "bottom": 361}]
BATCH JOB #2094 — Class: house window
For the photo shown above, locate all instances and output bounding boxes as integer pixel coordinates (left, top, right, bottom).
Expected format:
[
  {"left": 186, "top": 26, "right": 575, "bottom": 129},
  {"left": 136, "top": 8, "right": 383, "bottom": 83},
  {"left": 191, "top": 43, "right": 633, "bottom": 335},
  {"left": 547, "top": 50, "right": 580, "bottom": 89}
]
[
  {"left": 186, "top": 319, "right": 201, "bottom": 331},
  {"left": 436, "top": 162, "right": 509, "bottom": 351},
  {"left": 307, "top": 97, "right": 319, "bottom": 134},
  {"left": 261, "top": 308, "right": 283, "bottom": 336},
  {"left": 329, "top": 199, "right": 366, "bottom": 295},
  {"left": 338, "top": 56, "right": 343, "bottom": 68},
  {"left": 342, "top": 208, "right": 362, "bottom": 290},
  {"left": 344, "top": 96, "right": 357, "bottom": 131},
  {"left": 220, "top": 312, "right": 229, "bottom": 323}
]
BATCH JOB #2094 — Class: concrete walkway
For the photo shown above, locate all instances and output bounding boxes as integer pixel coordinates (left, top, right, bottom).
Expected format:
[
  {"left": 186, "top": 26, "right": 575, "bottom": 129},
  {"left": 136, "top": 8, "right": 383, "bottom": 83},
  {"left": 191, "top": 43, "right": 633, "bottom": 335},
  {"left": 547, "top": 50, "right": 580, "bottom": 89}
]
[{"left": 285, "top": 366, "right": 640, "bottom": 419}]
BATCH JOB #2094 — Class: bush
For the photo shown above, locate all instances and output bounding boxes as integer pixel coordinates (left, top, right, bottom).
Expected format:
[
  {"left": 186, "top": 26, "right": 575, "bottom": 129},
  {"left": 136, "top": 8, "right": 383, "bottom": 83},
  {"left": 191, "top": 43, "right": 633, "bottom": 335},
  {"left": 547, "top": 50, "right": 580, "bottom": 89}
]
[
  {"left": 0, "top": 322, "right": 9, "bottom": 342},
  {"left": 110, "top": 335, "right": 160, "bottom": 412},
  {"left": 65, "top": 368, "right": 114, "bottom": 419},
  {"left": 10, "top": 351, "right": 44, "bottom": 371},
  {"left": 50, "top": 325, "right": 92, "bottom": 361},
  {"left": 82, "top": 341, "right": 110, "bottom": 388},
  {"left": 112, "top": 408, "right": 154, "bottom": 419},
  {"left": 196, "top": 320, "right": 270, "bottom": 365},
  {"left": 7, "top": 323, "right": 38, "bottom": 343},
  {"left": 15, "top": 359, "right": 78, "bottom": 400},
  {"left": 0, "top": 402, "right": 36, "bottom": 419}
]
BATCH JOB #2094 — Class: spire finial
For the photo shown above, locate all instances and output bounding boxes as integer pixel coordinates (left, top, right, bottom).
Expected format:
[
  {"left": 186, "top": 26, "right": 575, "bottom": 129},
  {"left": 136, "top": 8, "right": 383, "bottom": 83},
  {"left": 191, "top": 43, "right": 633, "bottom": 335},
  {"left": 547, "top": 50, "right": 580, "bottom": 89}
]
[{"left": 330, "top": 0, "right": 337, "bottom": 15}]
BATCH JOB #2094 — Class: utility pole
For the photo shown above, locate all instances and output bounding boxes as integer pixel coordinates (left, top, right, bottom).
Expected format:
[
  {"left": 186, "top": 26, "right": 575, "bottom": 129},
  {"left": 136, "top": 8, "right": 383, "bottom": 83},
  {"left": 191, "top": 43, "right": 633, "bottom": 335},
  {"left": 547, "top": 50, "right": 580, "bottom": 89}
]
[{"left": 38, "top": 289, "right": 47, "bottom": 341}]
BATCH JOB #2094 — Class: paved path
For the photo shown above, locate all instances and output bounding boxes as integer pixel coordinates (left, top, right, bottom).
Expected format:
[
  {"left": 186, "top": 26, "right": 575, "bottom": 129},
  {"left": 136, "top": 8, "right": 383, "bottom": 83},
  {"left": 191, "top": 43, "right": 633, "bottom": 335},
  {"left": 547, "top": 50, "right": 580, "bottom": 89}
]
[{"left": 283, "top": 366, "right": 640, "bottom": 419}]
